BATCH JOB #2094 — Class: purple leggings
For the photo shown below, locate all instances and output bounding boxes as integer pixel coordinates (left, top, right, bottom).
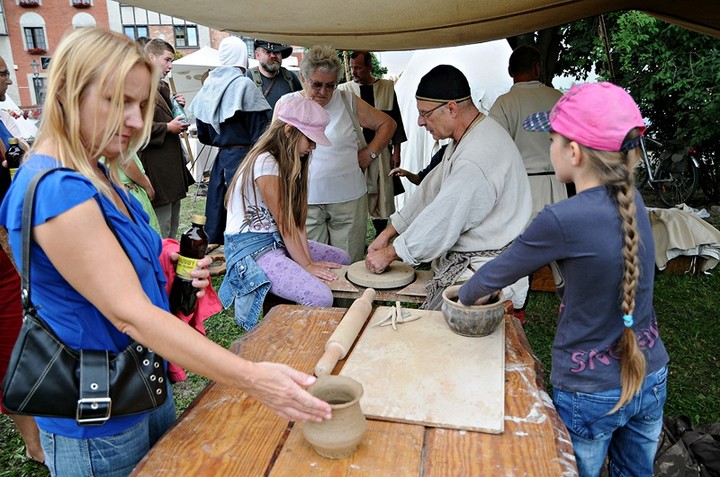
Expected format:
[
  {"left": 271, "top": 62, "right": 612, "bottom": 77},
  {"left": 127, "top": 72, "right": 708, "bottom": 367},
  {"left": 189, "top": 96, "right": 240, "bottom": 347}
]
[{"left": 256, "top": 240, "right": 351, "bottom": 307}]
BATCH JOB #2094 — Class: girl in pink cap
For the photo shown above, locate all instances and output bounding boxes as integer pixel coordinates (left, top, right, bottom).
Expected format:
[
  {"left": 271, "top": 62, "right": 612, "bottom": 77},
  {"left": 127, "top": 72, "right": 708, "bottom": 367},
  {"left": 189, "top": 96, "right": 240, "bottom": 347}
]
[
  {"left": 459, "top": 82, "right": 669, "bottom": 477},
  {"left": 220, "top": 96, "right": 351, "bottom": 330}
]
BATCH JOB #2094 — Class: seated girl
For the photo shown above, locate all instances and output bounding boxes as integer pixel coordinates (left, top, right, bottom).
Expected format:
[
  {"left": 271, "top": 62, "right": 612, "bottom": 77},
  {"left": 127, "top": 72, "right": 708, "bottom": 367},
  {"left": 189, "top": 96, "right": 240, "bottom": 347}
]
[{"left": 219, "top": 96, "right": 351, "bottom": 330}]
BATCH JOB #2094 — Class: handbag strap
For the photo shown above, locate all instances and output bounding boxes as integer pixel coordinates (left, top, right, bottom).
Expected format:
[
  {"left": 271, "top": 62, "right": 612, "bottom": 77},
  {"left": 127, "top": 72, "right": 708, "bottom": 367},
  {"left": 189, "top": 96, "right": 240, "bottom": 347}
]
[
  {"left": 21, "top": 167, "right": 134, "bottom": 311},
  {"left": 340, "top": 90, "right": 368, "bottom": 150}
]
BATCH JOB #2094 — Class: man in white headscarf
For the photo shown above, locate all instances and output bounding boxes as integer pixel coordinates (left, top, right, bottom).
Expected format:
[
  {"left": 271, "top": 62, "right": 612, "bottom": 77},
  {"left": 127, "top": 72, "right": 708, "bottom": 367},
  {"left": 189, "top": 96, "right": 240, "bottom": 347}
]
[{"left": 188, "top": 36, "right": 272, "bottom": 245}]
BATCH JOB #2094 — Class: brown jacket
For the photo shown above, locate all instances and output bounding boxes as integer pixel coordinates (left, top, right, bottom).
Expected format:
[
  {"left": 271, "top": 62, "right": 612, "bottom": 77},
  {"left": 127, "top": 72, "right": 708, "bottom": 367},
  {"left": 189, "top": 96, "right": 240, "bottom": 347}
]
[{"left": 139, "top": 81, "right": 194, "bottom": 207}]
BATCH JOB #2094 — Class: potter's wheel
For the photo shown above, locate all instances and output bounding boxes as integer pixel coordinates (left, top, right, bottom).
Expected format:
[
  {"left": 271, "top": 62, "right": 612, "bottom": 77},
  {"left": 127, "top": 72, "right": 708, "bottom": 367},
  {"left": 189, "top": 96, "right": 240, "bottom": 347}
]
[{"left": 346, "top": 260, "right": 415, "bottom": 289}]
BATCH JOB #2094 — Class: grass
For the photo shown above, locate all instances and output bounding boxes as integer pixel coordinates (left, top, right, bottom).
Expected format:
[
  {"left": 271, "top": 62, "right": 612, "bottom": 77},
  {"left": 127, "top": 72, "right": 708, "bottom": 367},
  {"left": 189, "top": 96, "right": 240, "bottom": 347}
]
[{"left": 2, "top": 186, "right": 720, "bottom": 477}]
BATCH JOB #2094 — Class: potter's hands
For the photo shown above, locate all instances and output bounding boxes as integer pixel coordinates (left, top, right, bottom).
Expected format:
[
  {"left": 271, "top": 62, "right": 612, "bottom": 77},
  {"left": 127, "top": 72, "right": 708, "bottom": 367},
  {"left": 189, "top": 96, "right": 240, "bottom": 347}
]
[
  {"left": 367, "top": 232, "right": 390, "bottom": 255},
  {"left": 365, "top": 246, "right": 397, "bottom": 274},
  {"left": 168, "top": 254, "right": 213, "bottom": 298},
  {"left": 306, "top": 261, "right": 342, "bottom": 282},
  {"left": 244, "top": 362, "right": 332, "bottom": 422}
]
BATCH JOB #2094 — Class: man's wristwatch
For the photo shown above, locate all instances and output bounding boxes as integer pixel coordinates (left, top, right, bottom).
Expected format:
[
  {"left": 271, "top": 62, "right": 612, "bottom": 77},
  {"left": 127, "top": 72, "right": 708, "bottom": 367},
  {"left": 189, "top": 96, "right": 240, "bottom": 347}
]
[{"left": 368, "top": 149, "right": 378, "bottom": 160}]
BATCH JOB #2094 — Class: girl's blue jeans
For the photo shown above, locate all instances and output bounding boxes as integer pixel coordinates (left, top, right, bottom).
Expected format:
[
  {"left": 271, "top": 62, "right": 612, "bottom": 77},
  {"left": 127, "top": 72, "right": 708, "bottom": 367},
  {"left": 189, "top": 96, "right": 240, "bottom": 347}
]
[{"left": 553, "top": 365, "right": 667, "bottom": 477}]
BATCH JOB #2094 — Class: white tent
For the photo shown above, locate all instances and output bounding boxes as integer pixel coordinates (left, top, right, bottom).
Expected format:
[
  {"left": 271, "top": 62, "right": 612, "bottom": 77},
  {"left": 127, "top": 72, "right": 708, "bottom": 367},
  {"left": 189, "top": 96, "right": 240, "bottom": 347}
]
[
  {"left": 122, "top": 0, "right": 720, "bottom": 51},
  {"left": 394, "top": 40, "right": 513, "bottom": 209},
  {"left": 170, "top": 46, "right": 221, "bottom": 106}
]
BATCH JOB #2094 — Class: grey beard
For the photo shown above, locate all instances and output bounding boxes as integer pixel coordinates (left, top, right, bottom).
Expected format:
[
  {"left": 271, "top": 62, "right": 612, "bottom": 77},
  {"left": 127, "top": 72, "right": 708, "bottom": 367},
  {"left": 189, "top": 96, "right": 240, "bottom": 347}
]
[{"left": 261, "top": 61, "right": 281, "bottom": 74}]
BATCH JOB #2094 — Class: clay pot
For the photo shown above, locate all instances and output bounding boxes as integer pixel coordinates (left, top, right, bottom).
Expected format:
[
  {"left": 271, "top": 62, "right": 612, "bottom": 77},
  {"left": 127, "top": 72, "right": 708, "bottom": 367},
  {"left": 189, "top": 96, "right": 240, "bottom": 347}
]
[
  {"left": 441, "top": 285, "right": 505, "bottom": 337},
  {"left": 302, "top": 375, "right": 367, "bottom": 459}
]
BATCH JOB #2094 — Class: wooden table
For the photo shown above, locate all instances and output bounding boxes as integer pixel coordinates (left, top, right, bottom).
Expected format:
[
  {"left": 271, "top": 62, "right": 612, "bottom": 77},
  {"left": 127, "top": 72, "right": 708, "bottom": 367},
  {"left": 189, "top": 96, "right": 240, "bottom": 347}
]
[{"left": 131, "top": 305, "right": 577, "bottom": 476}]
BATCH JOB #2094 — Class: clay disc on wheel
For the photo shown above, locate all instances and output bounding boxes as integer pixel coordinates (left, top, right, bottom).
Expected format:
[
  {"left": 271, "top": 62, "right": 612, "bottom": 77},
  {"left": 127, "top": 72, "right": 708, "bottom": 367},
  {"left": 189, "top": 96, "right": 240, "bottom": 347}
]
[{"left": 346, "top": 260, "right": 415, "bottom": 289}]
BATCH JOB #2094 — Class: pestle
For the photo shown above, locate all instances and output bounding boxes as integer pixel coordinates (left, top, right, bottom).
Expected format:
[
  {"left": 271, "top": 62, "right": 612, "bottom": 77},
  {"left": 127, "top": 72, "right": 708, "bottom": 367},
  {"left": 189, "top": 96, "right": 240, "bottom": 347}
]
[{"left": 314, "top": 288, "right": 376, "bottom": 377}]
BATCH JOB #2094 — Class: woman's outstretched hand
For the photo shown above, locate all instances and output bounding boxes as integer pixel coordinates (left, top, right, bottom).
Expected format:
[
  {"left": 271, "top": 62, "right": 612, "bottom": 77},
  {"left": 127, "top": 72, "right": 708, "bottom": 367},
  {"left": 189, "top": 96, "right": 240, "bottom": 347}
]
[{"left": 243, "top": 362, "right": 332, "bottom": 422}]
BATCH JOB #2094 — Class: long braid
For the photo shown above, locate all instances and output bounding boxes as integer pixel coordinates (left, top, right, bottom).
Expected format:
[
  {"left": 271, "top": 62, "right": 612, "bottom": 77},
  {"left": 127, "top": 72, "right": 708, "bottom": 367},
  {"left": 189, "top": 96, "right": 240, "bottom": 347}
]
[
  {"left": 610, "top": 179, "right": 646, "bottom": 413},
  {"left": 581, "top": 131, "right": 646, "bottom": 414}
]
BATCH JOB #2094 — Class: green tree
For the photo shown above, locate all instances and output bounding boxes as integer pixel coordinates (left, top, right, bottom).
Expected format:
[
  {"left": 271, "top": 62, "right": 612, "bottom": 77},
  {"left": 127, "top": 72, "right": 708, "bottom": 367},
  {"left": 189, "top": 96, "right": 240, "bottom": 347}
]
[
  {"left": 337, "top": 51, "right": 388, "bottom": 83},
  {"left": 516, "top": 13, "right": 720, "bottom": 153}
]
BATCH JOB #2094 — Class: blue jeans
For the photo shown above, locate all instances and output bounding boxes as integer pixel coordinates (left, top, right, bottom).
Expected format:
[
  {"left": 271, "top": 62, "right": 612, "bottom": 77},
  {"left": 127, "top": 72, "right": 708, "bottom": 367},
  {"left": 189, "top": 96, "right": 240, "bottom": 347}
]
[
  {"left": 40, "top": 385, "right": 176, "bottom": 476},
  {"left": 553, "top": 365, "right": 667, "bottom": 477}
]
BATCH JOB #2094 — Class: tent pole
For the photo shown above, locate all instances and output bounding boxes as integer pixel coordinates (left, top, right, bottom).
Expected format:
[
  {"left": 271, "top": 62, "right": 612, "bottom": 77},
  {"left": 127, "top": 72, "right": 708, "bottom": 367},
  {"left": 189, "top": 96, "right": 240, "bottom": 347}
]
[
  {"left": 168, "top": 76, "right": 197, "bottom": 171},
  {"left": 598, "top": 15, "right": 616, "bottom": 84}
]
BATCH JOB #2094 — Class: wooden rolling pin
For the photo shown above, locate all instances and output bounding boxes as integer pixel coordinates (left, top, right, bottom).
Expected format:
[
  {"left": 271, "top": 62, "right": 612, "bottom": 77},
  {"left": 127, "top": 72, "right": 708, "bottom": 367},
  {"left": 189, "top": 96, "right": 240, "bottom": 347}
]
[{"left": 314, "top": 288, "right": 376, "bottom": 377}]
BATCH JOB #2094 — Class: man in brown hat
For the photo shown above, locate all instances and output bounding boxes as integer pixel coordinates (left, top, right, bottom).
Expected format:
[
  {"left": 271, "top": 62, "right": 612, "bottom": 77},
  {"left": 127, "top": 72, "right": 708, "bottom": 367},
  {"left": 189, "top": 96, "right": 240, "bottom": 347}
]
[
  {"left": 247, "top": 40, "right": 302, "bottom": 109},
  {"left": 365, "top": 64, "right": 532, "bottom": 312}
]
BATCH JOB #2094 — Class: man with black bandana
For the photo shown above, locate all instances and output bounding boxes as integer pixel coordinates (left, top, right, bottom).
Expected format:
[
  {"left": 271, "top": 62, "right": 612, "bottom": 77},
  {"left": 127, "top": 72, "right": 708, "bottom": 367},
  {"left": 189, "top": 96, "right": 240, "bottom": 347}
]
[
  {"left": 247, "top": 40, "right": 302, "bottom": 110},
  {"left": 365, "top": 65, "right": 532, "bottom": 312}
]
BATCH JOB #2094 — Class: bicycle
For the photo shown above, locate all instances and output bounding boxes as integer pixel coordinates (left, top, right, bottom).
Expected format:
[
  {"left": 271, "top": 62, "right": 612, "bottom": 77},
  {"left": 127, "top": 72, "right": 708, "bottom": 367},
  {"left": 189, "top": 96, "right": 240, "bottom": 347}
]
[{"left": 636, "top": 136, "right": 700, "bottom": 207}]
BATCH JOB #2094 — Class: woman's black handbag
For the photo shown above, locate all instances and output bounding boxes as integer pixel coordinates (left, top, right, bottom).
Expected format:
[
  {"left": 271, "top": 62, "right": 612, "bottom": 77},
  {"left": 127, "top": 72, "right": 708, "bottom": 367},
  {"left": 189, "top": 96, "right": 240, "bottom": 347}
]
[{"left": 1, "top": 168, "right": 167, "bottom": 426}]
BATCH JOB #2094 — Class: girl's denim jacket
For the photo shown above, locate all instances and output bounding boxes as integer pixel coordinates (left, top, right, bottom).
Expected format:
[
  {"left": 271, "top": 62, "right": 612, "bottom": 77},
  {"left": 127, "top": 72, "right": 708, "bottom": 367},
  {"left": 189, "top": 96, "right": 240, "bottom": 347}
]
[{"left": 218, "top": 231, "right": 282, "bottom": 330}]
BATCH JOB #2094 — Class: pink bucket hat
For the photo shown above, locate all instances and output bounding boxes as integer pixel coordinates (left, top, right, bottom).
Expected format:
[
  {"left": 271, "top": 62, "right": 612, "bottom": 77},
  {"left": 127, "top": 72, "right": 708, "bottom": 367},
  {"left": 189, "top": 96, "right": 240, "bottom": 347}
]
[
  {"left": 277, "top": 96, "right": 332, "bottom": 146},
  {"left": 523, "top": 82, "right": 646, "bottom": 152}
]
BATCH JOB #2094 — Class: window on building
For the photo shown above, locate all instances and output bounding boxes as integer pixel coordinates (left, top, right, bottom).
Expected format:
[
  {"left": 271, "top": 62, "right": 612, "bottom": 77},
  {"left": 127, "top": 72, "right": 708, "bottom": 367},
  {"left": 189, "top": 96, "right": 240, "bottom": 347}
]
[
  {"left": 24, "top": 27, "right": 46, "bottom": 50},
  {"left": 72, "top": 13, "right": 96, "bottom": 28},
  {"left": 0, "top": 3, "right": 7, "bottom": 36},
  {"left": 174, "top": 25, "right": 198, "bottom": 48},
  {"left": 124, "top": 25, "right": 148, "bottom": 40}
]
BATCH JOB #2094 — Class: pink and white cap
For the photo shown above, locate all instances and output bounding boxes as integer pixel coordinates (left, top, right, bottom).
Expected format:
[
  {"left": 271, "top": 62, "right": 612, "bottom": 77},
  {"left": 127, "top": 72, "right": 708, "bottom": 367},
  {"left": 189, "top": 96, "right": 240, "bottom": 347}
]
[
  {"left": 523, "top": 82, "right": 646, "bottom": 152},
  {"left": 276, "top": 96, "right": 332, "bottom": 147}
]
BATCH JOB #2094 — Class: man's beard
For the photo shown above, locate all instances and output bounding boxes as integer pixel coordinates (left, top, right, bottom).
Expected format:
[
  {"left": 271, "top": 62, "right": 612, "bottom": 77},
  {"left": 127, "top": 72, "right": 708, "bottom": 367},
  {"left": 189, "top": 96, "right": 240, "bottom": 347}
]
[{"left": 261, "top": 61, "right": 281, "bottom": 74}]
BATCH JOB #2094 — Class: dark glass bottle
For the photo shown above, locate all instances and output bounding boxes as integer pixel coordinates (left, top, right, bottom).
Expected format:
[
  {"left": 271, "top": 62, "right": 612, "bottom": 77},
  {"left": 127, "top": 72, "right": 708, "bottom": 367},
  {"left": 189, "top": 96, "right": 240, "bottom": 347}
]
[
  {"left": 171, "top": 96, "right": 189, "bottom": 124},
  {"left": 6, "top": 138, "right": 24, "bottom": 181},
  {"left": 169, "top": 215, "right": 208, "bottom": 315}
]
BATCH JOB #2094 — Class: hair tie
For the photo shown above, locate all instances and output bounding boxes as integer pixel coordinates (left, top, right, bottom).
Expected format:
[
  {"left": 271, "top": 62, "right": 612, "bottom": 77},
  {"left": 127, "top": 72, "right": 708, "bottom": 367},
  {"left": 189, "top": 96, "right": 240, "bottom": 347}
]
[{"left": 623, "top": 314, "right": 634, "bottom": 327}]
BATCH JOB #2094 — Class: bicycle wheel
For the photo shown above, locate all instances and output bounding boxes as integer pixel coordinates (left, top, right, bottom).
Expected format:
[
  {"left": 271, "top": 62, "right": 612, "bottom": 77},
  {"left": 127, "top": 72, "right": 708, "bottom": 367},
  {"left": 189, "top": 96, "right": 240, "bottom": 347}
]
[{"left": 656, "top": 154, "right": 698, "bottom": 207}]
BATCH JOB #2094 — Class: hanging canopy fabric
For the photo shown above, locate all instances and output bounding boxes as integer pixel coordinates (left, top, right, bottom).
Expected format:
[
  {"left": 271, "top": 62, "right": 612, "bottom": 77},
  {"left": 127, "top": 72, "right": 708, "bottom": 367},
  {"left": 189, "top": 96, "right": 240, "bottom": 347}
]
[{"left": 122, "top": 0, "right": 720, "bottom": 51}]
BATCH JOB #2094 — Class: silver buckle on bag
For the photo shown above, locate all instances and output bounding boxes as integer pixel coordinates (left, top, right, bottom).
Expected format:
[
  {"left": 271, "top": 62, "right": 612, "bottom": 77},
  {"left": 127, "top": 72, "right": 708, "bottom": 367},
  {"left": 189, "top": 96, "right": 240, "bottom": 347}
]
[{"left": 76, "top": 397, "right": 112, "bottom": 425}]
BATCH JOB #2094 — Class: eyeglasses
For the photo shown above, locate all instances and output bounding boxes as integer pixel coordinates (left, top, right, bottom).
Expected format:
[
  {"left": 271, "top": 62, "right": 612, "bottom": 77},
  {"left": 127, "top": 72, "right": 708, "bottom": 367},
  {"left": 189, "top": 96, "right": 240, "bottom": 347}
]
[
  {"left": 309, "top": 81, "right": 337, "bottom": 92},
  {"left": 0, "top": 70, "right": 10, "bottom": 78},
  {"left": 418, "top": 102, "right": 447, "bottom": 120}
]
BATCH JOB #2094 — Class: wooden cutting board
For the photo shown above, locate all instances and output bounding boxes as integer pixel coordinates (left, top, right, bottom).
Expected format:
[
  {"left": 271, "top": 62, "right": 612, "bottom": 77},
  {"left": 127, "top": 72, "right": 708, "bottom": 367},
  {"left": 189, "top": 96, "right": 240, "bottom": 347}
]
[{"left": 339, "top": 307, "right": 505, "bottom": 434}]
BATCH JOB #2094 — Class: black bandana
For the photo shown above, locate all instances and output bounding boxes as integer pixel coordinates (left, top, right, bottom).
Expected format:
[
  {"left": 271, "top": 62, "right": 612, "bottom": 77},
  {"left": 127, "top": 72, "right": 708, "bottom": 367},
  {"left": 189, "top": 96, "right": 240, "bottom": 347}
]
[{"left": 416, "top": 64, "right": 471, "bottom": 103}]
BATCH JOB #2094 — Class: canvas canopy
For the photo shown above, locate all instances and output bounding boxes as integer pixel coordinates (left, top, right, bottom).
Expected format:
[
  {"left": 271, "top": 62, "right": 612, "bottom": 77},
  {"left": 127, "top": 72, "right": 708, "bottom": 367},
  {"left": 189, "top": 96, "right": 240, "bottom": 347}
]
[{"left": 122, "top": 0, "right": 720, "bottom": 51}]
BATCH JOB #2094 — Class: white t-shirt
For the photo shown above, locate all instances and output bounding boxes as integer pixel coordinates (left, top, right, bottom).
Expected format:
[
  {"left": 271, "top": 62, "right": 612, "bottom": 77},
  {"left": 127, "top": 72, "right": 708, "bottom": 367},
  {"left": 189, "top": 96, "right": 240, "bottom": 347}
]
[
  {"left": 225, "top": 152, "right": 279, "bottom": 235},
  {"left": 284, "top": 91, "right": 366, "bottom": 204}
]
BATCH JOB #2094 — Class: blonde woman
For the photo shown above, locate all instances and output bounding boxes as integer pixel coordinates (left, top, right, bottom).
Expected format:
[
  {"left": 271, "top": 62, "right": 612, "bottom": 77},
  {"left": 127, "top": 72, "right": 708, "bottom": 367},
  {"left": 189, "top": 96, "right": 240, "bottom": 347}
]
[
  {"left": 221, "top": 96, "right": 350, "bottom": 331},
  {"left": 458, "top": 83, "right": 669, "bottom": 477},
  {"left": 0, "top": 28, "right": 330, "bottom": 476}
]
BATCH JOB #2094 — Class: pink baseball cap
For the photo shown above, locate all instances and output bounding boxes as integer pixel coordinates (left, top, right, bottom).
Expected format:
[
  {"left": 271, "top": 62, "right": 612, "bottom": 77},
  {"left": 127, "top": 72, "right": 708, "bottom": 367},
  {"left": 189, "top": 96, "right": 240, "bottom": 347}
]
[
  {"left": 276, "top": 96, "right": 331, "bottom": 146},
  {"left": 523, "top": 82, "right": 646, "bottom": 152}
]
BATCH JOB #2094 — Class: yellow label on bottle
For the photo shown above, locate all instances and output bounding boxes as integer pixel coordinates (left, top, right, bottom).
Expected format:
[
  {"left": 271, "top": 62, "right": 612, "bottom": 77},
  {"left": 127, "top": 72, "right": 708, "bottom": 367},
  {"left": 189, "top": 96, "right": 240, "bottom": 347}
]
[
  {"left": 176, "top": 255, "right": 199, "bottom": 279},
  {"left": 9, "top": 168, "right": 17, "bottom": 180}
]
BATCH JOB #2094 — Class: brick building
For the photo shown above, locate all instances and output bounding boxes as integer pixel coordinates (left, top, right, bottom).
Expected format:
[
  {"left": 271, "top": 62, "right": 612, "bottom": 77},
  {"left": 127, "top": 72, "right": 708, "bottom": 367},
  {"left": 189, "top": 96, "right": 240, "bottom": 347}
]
[{"left": 0, "top": 1, "right": 301, "bottom": 111}]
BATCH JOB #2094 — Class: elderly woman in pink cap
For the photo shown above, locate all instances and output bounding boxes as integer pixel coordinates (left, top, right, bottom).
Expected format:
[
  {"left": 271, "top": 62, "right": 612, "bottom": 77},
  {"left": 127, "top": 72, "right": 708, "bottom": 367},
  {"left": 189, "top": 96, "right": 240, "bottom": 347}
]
[{"left": 219, "top": 96, "right": 351, "bottom": 330}]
